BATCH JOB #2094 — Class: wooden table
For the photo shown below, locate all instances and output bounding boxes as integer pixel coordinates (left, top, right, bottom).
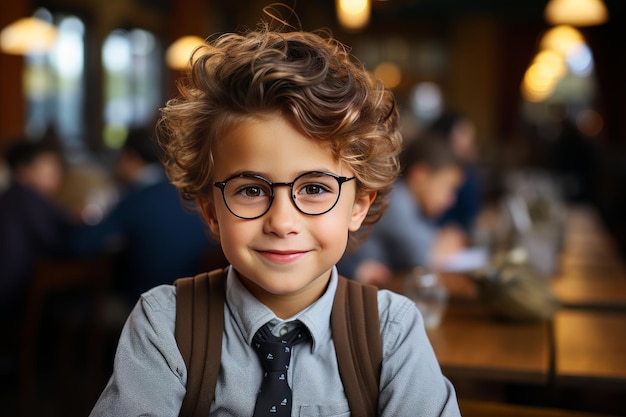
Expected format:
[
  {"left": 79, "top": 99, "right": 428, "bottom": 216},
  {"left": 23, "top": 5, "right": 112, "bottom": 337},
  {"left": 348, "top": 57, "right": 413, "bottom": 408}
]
[
  {"left": 380, "top": 271, "right": 551, "bottom": 385},
  {"left": 379, "top": 204, "right": 626, "bottom": 410},
  {"left": 550, "top": 206, "right": 626, "bottom": 309},
  {"left": 425, "top": 301, "right": 551, "bottom": 384},
  {"left": 554, "top": 309, "right": 626, "bottom": 387}
]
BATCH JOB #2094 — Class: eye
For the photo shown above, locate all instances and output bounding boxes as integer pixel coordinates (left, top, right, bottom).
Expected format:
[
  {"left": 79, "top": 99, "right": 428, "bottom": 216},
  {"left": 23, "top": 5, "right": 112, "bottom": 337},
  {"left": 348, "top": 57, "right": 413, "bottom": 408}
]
[
  {"left": 296, "top": 180, "right": 336, "bottom": 198},
  {"left": 238, "top": 184, "right": 268, "bottom": 198},
  {"left": 227, "top": 177, "right": 271, "bottom": 200},
  {"left": 301, "top": 183, "right": 328, "bottom": 195}
]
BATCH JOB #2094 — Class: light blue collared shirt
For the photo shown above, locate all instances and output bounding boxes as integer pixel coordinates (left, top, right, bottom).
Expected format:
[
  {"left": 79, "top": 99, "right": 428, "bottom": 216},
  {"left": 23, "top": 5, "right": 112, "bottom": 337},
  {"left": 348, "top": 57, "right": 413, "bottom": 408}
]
[{"left": 89, "top": 266, "right": 460, "bottom": 416}]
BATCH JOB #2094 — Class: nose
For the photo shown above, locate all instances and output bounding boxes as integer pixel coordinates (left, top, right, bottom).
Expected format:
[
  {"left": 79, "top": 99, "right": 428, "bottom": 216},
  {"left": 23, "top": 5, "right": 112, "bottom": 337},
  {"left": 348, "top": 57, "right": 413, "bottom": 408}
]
[{"left": 263, "top": 186, "right": 301, "bottom": 236}]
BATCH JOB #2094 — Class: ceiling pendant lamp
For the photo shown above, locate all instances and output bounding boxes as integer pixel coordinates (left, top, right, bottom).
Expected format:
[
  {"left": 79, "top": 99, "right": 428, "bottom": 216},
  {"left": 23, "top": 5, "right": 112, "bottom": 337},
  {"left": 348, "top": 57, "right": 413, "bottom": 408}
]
[
  {"left": 165, "top": 35, "right": 205, "bottom": 70},
  {"left": 539, "top": 25, "right": 585, "bottom": 56},
  {"left": 0, "top": 16, "right": 57, "bottom": 55},
  {"left": 336, "top": 0, "right": 371, "bottom": 32},
  {"left": 544, "top": 0, "right": 609, "bottom": 27}
]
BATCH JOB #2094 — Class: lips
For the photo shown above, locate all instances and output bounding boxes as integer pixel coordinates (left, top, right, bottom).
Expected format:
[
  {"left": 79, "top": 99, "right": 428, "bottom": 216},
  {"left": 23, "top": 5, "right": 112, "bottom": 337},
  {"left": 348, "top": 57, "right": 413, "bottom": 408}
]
[{"left": 257, "top": 249, "right": 310, "bottom": 264}]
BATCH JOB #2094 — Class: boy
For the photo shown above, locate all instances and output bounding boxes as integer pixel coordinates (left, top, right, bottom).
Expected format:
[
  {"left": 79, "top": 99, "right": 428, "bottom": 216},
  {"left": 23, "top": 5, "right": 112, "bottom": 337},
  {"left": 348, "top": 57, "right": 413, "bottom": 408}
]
[
  {"left": 89, "top": 23, "right": 461, "bottom": 416},
  {"left": 339, "top": 133, "right": 464, "bottom": 285}
]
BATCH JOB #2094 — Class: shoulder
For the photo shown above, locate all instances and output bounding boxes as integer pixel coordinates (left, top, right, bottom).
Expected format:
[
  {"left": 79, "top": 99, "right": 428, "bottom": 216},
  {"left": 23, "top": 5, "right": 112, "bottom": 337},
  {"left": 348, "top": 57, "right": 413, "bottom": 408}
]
[
  {"left": 376, "top": 288, "right": 428, "bottom": 357},
  {"left": 119, "top": 284, "right": 181, "bottom": 368},
  {"left": 376, "top": 182, "right": 420, "bottom": 225},
  {"left": 138, "top": 179, "right": 180, "bottom": 199},
  {"left": 376, "top": 288, "right": 418, "bottom": 326},
  {"left": 140, "top": 284, "right": 177, "bottom": 312},
  {"left": 1, "top": 183, "right": 42, "bottom": 206},
  {"left": 131, "top": 284, "right": 178, "bottom": 332},
  {"left": 335, "top": 278, "right": 417, "bottom": 326}
]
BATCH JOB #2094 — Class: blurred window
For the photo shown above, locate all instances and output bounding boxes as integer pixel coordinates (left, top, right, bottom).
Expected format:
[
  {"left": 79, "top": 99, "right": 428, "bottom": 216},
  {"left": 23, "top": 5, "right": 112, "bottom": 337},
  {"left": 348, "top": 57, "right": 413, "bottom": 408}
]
[
  {"left": 102, "top": 28, "right": 162, "bottom": 149},
  {"left": 23, "top": 12, "right": 163, "bottom": 154},
  {"left": 410, "top": 81, "right": 443, "bottom": 123},
  {"left": 24, "top": 9, "right": 85, "bottom": 151}
]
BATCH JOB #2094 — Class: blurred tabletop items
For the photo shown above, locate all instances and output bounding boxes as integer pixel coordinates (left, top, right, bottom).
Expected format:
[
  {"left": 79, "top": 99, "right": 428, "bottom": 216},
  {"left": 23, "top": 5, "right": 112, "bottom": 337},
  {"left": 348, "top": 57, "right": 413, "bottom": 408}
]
[{"left": 384, "top": 202, "right": 626, "bottom": 416}]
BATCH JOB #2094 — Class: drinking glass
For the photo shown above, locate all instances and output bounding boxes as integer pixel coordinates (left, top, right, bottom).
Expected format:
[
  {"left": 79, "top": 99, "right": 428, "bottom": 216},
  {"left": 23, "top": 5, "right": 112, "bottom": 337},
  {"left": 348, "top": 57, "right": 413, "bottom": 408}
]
[{"left": 404, "top": 268, "right": 448, "bottom": 329}]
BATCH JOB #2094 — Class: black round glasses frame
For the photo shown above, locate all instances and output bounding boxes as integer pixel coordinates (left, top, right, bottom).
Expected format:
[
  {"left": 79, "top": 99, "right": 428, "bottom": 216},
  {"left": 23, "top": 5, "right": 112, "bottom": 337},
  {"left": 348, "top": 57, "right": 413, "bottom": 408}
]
[{"left": 212, "top": 171, "right": 356, "bottom": 220}]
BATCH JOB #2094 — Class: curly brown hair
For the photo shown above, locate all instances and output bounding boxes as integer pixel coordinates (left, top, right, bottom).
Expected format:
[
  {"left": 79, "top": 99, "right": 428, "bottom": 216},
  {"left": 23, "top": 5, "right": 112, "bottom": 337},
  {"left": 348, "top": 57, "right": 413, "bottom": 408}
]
[{"left": 156, "top": 23, "right": 401, "bottom": 241}]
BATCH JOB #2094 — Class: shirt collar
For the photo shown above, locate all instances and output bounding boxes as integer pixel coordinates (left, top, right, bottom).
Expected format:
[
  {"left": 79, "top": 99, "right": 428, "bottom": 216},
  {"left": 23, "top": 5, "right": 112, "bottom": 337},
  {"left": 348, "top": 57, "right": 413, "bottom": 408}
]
[{"left": 225, "top": 266, "right": 337, "bottom": 353}]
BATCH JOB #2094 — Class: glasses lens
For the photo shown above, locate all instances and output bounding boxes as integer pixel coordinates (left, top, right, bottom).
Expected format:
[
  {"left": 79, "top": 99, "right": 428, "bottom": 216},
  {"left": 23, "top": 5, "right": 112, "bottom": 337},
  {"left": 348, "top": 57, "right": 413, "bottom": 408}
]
[
  {"left": 222, "top": 176, "right": 272, "bottom": 218},
  {"left": 293, "top": 172, "right": 342, "bottom": 215}
]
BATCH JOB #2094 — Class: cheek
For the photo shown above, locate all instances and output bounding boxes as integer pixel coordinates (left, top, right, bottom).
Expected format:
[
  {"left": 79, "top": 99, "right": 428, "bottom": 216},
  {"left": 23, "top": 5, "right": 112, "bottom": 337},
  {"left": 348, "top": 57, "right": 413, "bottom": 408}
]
[
  {"left": 314, "top": 203, "right": 353, "bottom": 243},
  {"left": 212, "top": 215, "right": 252, "bottom": 261},
  {"left": 424, "top": 184, "right": 448, "bottom": 215},
  {"left": 36, "top": 166, "right": 63, "bottom": 195},
  {"left": 310, "top": 216, "right": 350, "bottom": 264}
]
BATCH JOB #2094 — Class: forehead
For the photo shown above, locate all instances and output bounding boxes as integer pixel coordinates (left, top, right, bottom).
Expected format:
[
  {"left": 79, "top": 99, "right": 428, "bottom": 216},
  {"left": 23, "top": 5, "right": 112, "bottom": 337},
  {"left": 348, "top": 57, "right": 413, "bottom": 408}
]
[
  {"left": 431, "top": 165, "right": 463, "bottom": 185},
  {"left": 213, "top": 115, "right": 348, "bottom": 179},
  {"left": 28, "top": 152, "right": 61, "bottom": 168}
]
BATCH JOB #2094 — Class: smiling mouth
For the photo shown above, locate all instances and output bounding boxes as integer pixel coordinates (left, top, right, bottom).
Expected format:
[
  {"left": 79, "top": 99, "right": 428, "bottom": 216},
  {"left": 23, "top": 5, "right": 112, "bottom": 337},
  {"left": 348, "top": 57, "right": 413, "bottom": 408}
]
[{"left": 257, "top": 249, "right": 309, "bottom": 263}]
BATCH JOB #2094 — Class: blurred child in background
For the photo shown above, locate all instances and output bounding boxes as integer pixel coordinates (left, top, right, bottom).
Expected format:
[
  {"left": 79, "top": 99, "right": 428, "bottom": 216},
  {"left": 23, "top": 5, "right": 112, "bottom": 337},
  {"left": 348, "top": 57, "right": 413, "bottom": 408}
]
[
  {"left": 0, "top": 136, "right": 76, "bottom": 318},
  {"left": 428, "top": 110, "right": 482, "bottom": 246},
  {"left": 71, "top": 128, "right": 219, "bottom": 305},
  {"left": 339, "top": 132, "right": 464, "bottom": 285}
]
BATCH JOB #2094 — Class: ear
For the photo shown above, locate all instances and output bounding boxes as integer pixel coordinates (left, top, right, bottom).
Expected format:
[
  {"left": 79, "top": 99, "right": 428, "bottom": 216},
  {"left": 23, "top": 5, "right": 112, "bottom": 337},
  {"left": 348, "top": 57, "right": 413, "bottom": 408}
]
[
  {"left": 197, "top": 197, "right": 220, "bottom": 237},
  {"left": 348, "top": 190, "right": 377, "bottom": 232}
]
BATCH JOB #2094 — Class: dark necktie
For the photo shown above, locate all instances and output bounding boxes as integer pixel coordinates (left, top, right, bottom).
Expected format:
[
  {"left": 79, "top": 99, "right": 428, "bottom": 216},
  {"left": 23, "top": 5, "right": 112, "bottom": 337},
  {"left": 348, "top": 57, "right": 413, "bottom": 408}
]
[{"left": 252, "top": 324, "right": 309, "bottom": 417}]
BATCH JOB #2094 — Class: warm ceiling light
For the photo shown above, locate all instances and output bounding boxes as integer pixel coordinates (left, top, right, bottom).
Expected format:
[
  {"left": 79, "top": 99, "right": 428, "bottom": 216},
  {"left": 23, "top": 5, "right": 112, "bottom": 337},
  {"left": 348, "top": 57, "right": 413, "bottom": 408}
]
[
  {"left": 0, "top": 17, "right": 58, "bottom": 55},
  {"left": 544, "top": 0, "right": 609, "bottom": 27},
  {"left": 165, "top": 35, "right": 205, "bottom": 70},
  {"left": 539, "top": 25, "right": 585, "bottom": 56},
  {"left": 336, "top": 0, "right": 371, "bottom": 31},
  {"left": 521, "top": 53, "right": 566, "bottom": 102},
  {"left": 521, "top": 66, "right": 558, "bottom": 102},
  {"left": 533, "top": 50, "right": 567, "bottom": 80},
  {"left": 374, "top": 61, "right": 402, "bottom": 89}
]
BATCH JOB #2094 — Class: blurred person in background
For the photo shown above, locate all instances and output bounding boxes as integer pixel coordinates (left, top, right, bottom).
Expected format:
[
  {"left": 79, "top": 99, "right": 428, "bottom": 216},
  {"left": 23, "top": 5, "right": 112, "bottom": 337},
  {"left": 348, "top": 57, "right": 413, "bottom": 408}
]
[
  {"left": 338, "top": 132, "right": 464, "bottom": 285},
  {"left": 0, "top": 135, "right": 76, "bottom": 318},
  {"left": 0, "top": 135, "right": 77, "bottom": 384},
  {"left": 71, "top": 127, "right": 221, "bottom": 306},
  {"left": 427, "top": 110, "right": 482, "bottom": 248}
]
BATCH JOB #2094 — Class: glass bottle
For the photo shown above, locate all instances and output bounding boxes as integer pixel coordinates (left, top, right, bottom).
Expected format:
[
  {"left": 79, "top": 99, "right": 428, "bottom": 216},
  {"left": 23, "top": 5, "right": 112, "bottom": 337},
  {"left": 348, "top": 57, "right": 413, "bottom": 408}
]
[{"left": 404, "top": 267, "right": 448, "bottom": 329}]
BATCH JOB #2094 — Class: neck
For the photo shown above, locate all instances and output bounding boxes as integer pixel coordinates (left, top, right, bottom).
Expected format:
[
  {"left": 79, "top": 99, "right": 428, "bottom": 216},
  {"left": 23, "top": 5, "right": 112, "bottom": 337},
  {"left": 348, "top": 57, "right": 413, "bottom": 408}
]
[{"left": 238, "top": 272, "right": 331, "bottom": 319}]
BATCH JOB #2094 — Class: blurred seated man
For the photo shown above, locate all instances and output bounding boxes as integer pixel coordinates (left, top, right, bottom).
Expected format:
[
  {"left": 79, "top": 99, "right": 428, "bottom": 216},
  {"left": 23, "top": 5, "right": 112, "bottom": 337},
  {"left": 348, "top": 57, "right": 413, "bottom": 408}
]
[
  {"left": 427, "top": 110, "right": 482, "bottom": 246},
  {"left": 71, "top": 128, "right": 220, "bottom": 305},
  {"left": 0, "top": 136, "right": 76, "bottom": 317},
  {"left": 338, "top": 132, "right": 464, "bottom": 285}
]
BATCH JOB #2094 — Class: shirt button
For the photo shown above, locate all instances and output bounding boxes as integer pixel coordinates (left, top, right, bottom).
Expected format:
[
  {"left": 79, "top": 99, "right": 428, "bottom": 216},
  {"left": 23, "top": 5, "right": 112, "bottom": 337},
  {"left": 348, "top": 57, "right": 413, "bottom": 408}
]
[{"left": 279, "top": 326, "right": 289, "bottom": 336}]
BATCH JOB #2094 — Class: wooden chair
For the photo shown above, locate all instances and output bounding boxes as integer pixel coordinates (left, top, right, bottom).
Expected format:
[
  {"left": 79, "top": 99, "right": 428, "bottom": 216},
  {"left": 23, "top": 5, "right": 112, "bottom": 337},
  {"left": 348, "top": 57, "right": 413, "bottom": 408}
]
[{"left": 19, "top": 255, "right": 114, "bottom": 417}]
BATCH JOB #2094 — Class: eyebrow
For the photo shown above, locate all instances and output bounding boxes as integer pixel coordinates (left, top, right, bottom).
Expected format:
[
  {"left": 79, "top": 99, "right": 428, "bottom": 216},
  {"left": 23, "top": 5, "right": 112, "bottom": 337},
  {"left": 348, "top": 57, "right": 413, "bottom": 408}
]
[{"left": 220, "top": 169, "right": 343, "bottom": 180}]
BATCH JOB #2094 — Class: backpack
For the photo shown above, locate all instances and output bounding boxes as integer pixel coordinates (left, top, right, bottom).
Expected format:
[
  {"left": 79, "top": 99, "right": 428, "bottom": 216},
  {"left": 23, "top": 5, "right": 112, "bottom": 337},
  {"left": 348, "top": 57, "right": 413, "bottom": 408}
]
[{"left": 174, "top": 268, "right": 382, "bottom": 417}]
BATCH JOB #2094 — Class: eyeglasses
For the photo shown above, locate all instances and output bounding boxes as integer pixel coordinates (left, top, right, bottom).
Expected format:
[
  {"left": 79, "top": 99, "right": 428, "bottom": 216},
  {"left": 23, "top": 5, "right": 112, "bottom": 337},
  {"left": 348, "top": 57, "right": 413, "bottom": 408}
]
[{"left": 213, "top": 171, "right": 356, "bottom": 220}]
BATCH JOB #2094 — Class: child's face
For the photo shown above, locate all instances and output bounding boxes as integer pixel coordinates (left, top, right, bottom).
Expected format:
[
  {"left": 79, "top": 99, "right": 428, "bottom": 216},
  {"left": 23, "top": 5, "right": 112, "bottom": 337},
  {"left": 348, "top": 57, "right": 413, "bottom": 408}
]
[
  {"left": 198, "top": 115, "right": 374, "bottom": 317},
  {"left": 410, "top": 164, "right": 463, "bottom": 219}
]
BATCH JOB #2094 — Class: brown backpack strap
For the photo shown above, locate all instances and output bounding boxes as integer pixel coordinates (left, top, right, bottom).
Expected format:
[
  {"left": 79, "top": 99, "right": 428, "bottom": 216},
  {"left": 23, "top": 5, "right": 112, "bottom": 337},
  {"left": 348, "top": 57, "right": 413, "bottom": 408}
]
[
  {"left": 331, "top": 276, "right": 382, "bottom": 417},
  {"left": 174, "top": 268, "right": 227, "bottom": 417},
  {"left": 175, "top": 271, "right": 381, "bottom": 416}
]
